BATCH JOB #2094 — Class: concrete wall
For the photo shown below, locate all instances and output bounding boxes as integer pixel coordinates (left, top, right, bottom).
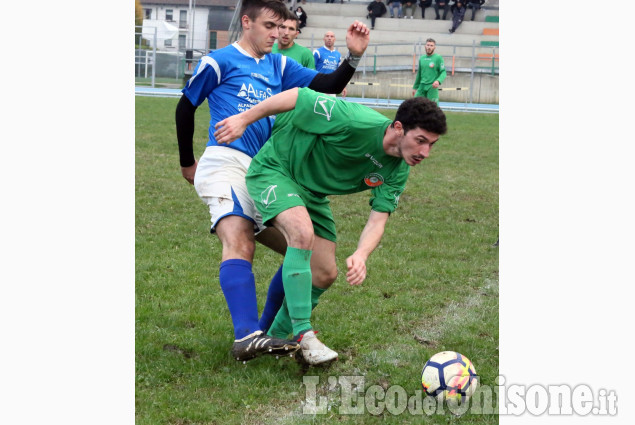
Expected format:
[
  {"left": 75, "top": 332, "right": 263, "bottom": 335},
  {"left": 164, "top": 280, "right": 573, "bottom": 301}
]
[
  {"left": 296, "top": 1, "right": 499, "bottom": 104},
  {"left": 346, "top": 70, "right": 499, "bottom": 104}
]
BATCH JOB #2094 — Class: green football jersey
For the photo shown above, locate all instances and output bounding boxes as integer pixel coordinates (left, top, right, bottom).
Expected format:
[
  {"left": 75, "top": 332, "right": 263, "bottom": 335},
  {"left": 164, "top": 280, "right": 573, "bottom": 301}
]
[
  {"left": 250, "top": 88, "right": 410, "bottom": 214},
  {"left": 413, "top": 53, "right": 446, "bottom": 89},
  {"left": 272, "top": 42, "right": 316, "bottom": 69}
]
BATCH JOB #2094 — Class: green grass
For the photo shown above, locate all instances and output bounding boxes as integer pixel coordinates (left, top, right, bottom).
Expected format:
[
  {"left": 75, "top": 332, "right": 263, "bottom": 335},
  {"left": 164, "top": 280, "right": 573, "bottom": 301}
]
[
  {"left": 136, "top": 97, "right": 499, "bottom": 424},
  {"left": 135, "top": 77, "right": 185, "bottom": 88}
]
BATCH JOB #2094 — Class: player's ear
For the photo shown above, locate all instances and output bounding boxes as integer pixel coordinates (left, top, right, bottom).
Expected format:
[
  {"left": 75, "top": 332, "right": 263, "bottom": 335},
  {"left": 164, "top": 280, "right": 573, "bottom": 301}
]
[
  {"left": 241, "top": 15, "right": 251, "bottom": 30},
  {"left": 393, "top": 121, "right": 404, "bottom": 136}
]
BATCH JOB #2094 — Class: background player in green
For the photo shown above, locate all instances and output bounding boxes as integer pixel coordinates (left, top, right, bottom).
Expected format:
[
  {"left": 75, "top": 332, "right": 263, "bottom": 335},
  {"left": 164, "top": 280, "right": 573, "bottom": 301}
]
[
  {"left": 412, "top": 38, "right": 446, "bottom": 104},
  {"left": 213, "top": 87, "right": 447, "bottom": 364},
  {"left": 272, "top": 16, "right": 315, "bottom": 69}
]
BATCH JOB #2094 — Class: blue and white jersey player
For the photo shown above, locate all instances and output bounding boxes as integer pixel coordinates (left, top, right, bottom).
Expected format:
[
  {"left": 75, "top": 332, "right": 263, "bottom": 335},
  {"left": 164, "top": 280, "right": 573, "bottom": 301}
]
[
  {"left": 313, "top": 31, "right": 342, "bottom": 73},
  {"left": 313, "top": 31, "right": 347, "bottom": 97},
  {"left": 174, "top": 0, "right": 369, "bottom": 364}
]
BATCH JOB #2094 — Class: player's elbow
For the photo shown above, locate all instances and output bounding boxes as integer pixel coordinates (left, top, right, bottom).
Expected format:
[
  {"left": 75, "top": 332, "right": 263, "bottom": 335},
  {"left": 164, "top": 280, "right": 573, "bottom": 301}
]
[{"left": 175, "top": 95, "right": 196, "bottom": 122}]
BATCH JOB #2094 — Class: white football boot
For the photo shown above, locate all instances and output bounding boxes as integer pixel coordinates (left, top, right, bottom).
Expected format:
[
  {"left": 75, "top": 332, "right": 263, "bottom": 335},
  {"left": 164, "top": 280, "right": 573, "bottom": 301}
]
[{"left": 297, "top": 330, "right": 338, "bottom": 365}]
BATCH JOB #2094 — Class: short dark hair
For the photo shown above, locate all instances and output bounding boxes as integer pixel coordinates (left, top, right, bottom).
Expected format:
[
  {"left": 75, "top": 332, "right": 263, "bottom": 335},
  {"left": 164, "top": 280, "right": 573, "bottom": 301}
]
[
  {"left": 394, "top": 97, "right": 447, "bottom": 136},
  {"left": 285, "top": 15, "right": 300, "bottom": 28},
  {"left": 241, "top": 0, "right": 291, "bottom": 22},
  {"left": 426, "top": 38, "right": 436, "bottom": 44}
]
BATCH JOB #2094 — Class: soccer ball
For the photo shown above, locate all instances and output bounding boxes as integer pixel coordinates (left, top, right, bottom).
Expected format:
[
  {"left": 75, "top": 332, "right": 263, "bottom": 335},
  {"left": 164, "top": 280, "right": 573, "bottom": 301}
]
[{"left": 421, "top": 351, "right": 478, "bottom": 402}]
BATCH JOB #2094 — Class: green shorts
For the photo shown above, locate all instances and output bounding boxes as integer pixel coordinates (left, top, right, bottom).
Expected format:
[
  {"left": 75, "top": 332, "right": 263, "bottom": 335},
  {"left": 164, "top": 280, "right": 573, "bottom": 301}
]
[
  {"left": 246, "top": 163, "right": 337, "bottom": 243},
  {"left": 415, "top": 84, "right": 439, "bottom": 104}
]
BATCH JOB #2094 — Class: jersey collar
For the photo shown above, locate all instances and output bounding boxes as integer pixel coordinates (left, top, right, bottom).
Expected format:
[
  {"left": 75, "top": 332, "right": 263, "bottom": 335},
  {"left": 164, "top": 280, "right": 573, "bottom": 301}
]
[{"left": 233, "top": 41, "right": 266, "bottom": 62}]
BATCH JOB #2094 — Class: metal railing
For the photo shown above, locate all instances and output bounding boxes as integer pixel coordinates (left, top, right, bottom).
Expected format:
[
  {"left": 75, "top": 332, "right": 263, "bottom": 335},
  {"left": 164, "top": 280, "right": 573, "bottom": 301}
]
[
  {"left": 135, "top": 30, "right": 498, "bottom": 104},
  {"left": 228, "top": 0, "right": 243, "bottom": 44},
  {"left": 135, "top": 26, "right": 156, "bottom": 87}
]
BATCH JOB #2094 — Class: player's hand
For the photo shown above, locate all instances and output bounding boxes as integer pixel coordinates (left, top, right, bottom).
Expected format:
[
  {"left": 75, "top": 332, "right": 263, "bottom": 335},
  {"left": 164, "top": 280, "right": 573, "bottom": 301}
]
[
  {"left": 412, "top": 89, "right": 416, "bottom": 97},
  {"left": 346, "top": 252, "right": 368, "bottom": 286},
  {"left": 214, "top": 115, "right": 247, "bottom": 144},
  {"left": 181, "top": 160, "right": 197, "bottom": 185},
  {"left": 432, "top": 80, "right": 440, "bottom": 89},
  {"left": 345, "top": 20, "right": 370, "bottom": 57}
]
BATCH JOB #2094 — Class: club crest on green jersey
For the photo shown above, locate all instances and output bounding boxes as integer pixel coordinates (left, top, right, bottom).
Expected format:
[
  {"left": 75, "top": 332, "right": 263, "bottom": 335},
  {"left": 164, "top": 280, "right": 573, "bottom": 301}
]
[
  {"left": 314, "top": 96, "right": 336, "bottom": 121},
  {"left": 364, "top": 173, "right": 384, "bottom": 187}
]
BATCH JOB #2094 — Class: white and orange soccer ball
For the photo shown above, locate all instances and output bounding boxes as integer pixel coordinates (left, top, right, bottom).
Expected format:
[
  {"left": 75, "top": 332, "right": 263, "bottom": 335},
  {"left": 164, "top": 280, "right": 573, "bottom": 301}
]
[{"left": 421, "top": 351, "right": 479, "bottom": 402}]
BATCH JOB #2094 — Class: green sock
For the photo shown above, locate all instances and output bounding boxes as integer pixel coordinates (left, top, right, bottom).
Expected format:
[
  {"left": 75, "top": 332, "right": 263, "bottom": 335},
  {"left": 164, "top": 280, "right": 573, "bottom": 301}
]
[
  {"left": 279, "top": 247, "right": 313, "bottom": 337},
  {"left": 311, "top": 286, "right": 327, "bottom": 310},
  {"left": 268, "top": 300, "right": 291, "bottom": 338},
  {"left": 267, "top": 286, "right": 328, "bottom": 338}
]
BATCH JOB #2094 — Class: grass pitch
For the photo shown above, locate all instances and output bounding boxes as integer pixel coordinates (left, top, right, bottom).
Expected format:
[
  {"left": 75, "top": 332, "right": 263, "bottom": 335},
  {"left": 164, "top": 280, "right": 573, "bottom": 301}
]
[{"left": 135, "top": 96, "right": 499, "bottom": 424}]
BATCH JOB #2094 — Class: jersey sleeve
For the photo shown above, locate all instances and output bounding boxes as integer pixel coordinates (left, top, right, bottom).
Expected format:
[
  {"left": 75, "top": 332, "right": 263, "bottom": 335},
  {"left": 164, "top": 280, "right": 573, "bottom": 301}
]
[
  {"left": 369, "top": 163, "right": 410, "bottom": 213},
  {"left": 303, "top": 49, "right": 316, "bottom": 70},
  {"left": 280, "top": 55, "right": 318, "bottom": 90},
  {"left": 436, "top": 56, "right": 447, "bottom": 84},
  {"left": 413, "top": 57, "right": 422, "bottom": 89},
  {"left": 181, "top": 56, "right": 220, "bottom": 107}
]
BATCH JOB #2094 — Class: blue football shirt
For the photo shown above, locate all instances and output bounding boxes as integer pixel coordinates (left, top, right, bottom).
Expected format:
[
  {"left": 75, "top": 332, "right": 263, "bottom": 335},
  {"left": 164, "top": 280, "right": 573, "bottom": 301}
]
[
  {"left": 182, "top": 42, "right": 318, "bottom": 158},
  {"left": 313, "top": 46, "right": 342, "bottom": 74}
]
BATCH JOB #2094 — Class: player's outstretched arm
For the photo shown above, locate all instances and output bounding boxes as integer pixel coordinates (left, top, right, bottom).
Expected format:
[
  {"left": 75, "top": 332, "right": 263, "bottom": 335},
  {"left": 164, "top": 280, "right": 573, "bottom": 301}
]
[
  {"left": 214, "top": 88, "right": 300, "bottom": 145},
  {"left": 345, "top": 20, "right": 370, "bottom": 57},
  {"left": 346, "top": 210, "right": 389, "bottom": 286}
]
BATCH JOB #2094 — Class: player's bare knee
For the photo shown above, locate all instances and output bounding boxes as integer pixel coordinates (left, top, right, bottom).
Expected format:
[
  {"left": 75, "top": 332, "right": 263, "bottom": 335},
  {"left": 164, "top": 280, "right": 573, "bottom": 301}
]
[
  {"left": 314, "top": 265, "right": 338, "bottom": 288},
  {"left": 286, "top": 226, "right": 315, "bottom": 250},
  {"left": 324, "top": 266, "right": 338, "bottom": 286},
  {"left": 220, "top": 236, "right": 256, "bottom": 261}
]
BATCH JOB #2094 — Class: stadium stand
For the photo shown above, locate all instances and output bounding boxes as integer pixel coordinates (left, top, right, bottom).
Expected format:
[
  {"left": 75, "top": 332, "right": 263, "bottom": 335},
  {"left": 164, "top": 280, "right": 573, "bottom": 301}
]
[{"left": 294, "top": 0, "right": 499, "bottom": 103}]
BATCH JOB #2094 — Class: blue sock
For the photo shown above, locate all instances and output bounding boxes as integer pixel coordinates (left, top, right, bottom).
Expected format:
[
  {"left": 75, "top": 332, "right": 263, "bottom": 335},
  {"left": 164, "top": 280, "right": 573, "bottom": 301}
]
[
  {"left": 258, "top": 265, "right": 284, "bottom": 333},
  {"left": 219, "top": 259, "right": 260, "bottom": 340}
]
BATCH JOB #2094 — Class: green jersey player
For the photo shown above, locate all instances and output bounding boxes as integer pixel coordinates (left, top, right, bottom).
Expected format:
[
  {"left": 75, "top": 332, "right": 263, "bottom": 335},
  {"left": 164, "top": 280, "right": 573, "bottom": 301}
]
[
  {"left": 271, "top": 17, "right": 315, "bottom": 69},
  {"left": 412, "top": 38, "right": 447, "bottom": 104},
  {"left": 214, "top": 87, "right": 447, "bottom": 365}
]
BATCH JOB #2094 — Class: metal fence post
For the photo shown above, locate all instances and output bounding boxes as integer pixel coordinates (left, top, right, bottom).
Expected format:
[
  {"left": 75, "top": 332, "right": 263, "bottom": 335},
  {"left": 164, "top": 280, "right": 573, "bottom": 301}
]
[
  {"left": 469, "top": 39, "right": 475, "bottom": 104},
  {"left": 373, "top": 45, "right": 377, "bottom": 75},
  {"left": 452, "top": 44, "right": 456, "bottom": 76},
  {"left": 152, "top": 27, "right": 157, "bottom": 88},
  {"left": 135, "top": 26, "right": 143, "bottom": 83},
  {"left": 362, "top": 51, "right": 367, "bottom": 99}
]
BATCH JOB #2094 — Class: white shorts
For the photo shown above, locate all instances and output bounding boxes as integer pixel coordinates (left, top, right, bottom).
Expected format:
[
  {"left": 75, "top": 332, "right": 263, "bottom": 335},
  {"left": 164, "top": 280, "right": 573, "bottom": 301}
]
[{"left": 194, "top": 145, "right": 265, "bottom": 234}]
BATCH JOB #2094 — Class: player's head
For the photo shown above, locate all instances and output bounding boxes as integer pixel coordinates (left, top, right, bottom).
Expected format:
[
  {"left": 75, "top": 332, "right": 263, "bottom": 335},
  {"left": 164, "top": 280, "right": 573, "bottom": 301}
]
[
  {"left": 241, "top": 0, "right": 290, "bottom": 22},
  {"left": 240, "top": 0, "right": 291, "bottom": 56},
  {"left": 425, "top": 38, "right": 436, "bottom": 55},
  {"left": 323, "top": 31, "right": 336, "bottom": 49},
  {"left": 278, "top": 18, "right": 300, "bottom": 49},
  {"left": 391, "top": 97, "right": 447, "bottom": 166},
  {"left": 395, "top": 97, "right": 447, "bottom": 136}
]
